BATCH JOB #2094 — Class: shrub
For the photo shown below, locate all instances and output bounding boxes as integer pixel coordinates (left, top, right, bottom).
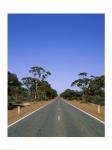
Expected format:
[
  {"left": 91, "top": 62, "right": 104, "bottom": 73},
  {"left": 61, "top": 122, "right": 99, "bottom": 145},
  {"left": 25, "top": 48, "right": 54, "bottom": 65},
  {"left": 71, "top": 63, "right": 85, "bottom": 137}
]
[{"left": 84, "top": 95, "right": 104, "bottom": 106}]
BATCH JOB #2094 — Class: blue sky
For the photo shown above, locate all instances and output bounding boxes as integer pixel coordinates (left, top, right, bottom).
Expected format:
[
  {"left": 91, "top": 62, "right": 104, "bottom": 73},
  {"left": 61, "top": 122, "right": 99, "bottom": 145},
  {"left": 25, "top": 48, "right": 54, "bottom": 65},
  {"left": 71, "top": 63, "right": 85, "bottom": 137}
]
[{"left": 8, "top": 14, "right": 104, "bottom": 93}]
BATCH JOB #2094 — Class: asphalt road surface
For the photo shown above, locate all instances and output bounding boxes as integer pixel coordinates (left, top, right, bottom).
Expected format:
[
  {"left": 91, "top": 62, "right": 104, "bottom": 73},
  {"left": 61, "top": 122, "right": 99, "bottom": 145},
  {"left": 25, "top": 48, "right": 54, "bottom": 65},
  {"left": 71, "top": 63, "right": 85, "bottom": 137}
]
[{"left": 8, "top": 97, "right": 104, "bottom": 137}]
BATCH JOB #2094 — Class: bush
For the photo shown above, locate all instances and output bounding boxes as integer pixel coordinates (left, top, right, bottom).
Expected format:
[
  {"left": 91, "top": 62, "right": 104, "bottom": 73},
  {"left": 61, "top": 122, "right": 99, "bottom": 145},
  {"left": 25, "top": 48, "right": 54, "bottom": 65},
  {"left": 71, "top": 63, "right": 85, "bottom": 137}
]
[
  {"left": 8, "top": 96, "right": 16, "bottom": 104},
  {"left": 60, "top": 89, "right": 82, "bottom": 100},
  {"left": 8, "top": 95, "right": 33, "bottom": 104},
  {"left": 84, "top": 95, "right": 104, "bottom": 106}
]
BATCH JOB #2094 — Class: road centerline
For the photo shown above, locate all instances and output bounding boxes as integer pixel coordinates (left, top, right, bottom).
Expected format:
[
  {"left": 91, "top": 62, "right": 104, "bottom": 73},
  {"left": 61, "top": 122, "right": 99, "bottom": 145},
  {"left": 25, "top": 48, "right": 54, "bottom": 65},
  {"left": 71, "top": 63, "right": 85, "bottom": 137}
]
[{"left": 8, "top": 97, "right": 104, "bottom": 137}]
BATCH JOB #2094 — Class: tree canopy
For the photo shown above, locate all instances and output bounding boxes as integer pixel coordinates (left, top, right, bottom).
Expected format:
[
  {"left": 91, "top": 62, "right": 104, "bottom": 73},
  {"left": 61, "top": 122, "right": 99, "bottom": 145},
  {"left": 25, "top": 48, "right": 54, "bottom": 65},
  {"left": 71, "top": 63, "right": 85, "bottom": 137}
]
[
  {"left": 8, "top": 66, "right": 57, "bottom": 103},
  {"left": 61, "top": 72, "right": 105, "bottom": 105}
]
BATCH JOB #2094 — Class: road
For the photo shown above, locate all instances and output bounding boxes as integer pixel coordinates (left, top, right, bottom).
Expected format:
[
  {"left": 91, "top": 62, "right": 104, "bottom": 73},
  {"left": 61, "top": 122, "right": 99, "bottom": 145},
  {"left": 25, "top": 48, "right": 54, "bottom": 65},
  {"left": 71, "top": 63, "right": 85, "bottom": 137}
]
[{"left": 8, "top": 97, "right": 104, "bottom": 137}]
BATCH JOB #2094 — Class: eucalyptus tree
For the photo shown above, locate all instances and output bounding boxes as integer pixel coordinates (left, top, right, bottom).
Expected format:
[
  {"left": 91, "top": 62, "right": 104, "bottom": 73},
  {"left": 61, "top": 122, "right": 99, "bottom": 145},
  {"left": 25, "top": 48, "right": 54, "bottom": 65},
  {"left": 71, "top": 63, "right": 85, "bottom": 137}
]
[
  {"left": 71, "top": 72, "right": 105, "bottom": 105},
  {"left": 29, "top": 66, "right": 51, "bottom": 81},
  {"left": 22, "top": 77, "right": 32, "bottom": 93},
  {"left": 71, "top": 72, "right": 90, "bottom": 98},
  {"left": 88, "top": 75, "right": 105, "bottom": 97},
  {"left": 29, "top": 66, "right": 51, "bottom": 100},
  {"left": 78, "top": 72, "right": 88, "bottom": 79},
  {"left": 60, "top": 89, "right": 82, "bottom": 100}
]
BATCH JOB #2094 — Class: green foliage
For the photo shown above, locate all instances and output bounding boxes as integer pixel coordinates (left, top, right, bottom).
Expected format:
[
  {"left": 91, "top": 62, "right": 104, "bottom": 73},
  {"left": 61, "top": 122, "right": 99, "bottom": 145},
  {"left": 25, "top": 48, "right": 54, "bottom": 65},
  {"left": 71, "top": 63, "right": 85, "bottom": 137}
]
[
  {"left": 83, "top": 95, "right": 104, "bottom": 106},
  {"left": 29, "top": 66, "right": 51, "bottom": 99},
  {"left": 70, "top": 73, "right": 105, "bottom": 105},
  {"left": 29, "top": 66, "right": 51, "bottom": 81},
  {"left": 71, "top": 72, "right": 89, "bottom": 93},
  {"left": 60, "top": 89, "right": 82, "bottom": 100},
  {"left": 8, "top": 71, "right": 25, "bottom": 103},
  {"left": 8, "top": 67, "right": 57, "bottom": 103}
]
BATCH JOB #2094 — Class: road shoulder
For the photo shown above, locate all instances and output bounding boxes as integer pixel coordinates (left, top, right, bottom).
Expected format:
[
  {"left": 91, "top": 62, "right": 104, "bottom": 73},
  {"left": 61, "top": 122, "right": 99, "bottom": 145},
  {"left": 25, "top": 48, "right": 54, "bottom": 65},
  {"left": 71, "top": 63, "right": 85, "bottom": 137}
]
[
  {"left": 8, "top": 100, "right": 53, "bottom": 125},
  {"left": 64, "top": 100, "right": 104, "bottom": 123}
]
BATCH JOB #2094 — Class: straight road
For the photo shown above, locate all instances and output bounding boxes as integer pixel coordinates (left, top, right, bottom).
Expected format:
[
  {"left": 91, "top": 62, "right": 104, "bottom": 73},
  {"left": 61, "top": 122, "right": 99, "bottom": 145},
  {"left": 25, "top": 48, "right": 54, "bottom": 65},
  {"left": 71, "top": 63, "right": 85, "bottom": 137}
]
[{"left": 8, "top": 97, "right": 104, "bottom": 137}]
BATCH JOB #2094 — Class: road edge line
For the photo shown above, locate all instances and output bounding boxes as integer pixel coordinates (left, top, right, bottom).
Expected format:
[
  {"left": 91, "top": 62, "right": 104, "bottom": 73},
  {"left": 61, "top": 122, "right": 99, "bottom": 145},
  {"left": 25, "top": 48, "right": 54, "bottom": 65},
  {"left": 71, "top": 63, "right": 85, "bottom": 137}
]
[
  {"left": 8, "top": 99, "right": 56, "bottom": 128},
  {"left": 63, "top": 100, "right": 105, "bottom": 124}
]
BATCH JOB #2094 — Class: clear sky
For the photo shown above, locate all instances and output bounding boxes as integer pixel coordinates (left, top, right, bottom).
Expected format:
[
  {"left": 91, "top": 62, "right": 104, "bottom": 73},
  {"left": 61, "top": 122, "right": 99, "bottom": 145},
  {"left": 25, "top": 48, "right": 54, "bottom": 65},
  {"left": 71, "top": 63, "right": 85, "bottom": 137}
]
[{"left": 8, "top": 14, "right": 104, "bottom": 93}]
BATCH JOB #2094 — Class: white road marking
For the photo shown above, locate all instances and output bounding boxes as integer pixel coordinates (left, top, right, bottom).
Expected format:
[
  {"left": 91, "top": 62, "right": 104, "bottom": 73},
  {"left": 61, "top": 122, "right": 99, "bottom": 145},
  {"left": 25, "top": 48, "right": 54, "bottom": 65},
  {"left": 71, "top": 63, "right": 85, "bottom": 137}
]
[
  {"left": 62, "top": 100, "right": 105, "bottom": 124},
  {"left": 58, "top": 115, "right": 60, "bottom": 121},
  {"left": 8, "top": 99, "right": 56, "bottom": 128}
]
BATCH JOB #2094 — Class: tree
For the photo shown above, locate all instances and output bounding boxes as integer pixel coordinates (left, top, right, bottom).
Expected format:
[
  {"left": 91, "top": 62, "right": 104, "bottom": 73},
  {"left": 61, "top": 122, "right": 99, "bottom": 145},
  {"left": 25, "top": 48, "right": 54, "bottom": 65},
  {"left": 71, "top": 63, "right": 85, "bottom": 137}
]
[
  {"left": 71, "top": 72, "right": 89, "bottom": 98},
  {"left": 78, "top": 72, "right": 88, "bottom": 78},
  {"left": 22, "top": 77, "right": 32, "bottom": 94},
  {"left": 71, "top": 72, "right": 105, "bottom": 105},
  {"left": 86, "top": 75, "right": 104, "bottom": 96},
  {"left": 8, "top": 71, "right": 22, "bottom": 103},
  {"left": 29, "top": 66, "right": 51, "bottom": 100},
  {"left": 8, "top": 67, "right": 57, "bottom": 103},
  {"left": 8, "top": 72, "right": 21, "bottom": 95},
  {"left": 29, "top": 66, "right": 51, "bottom": 81},
  {"left": 60, "top": 89, "right": 82, "bottom": 100},
  {"left": 37, "top": 80, "right": 57, "bottom": 100}
]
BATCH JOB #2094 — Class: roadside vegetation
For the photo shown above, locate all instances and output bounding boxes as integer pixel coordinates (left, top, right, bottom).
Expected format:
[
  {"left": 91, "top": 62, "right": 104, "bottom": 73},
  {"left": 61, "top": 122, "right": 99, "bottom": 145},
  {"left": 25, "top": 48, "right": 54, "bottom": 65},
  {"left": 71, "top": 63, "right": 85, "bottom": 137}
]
[
  {"left": 8, "top": 66, "right": 57, "bottom": 104},
  {"left": 60, "top": 72, "right": 105, "bottom": 106}
]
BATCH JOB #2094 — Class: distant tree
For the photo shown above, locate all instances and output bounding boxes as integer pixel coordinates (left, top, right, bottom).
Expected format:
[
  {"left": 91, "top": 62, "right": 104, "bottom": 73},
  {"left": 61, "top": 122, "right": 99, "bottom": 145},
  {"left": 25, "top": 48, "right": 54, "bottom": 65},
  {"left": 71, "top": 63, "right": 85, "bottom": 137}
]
[
  {"left": 29, "top": 66, "right": 51, "bottom": 100},
  {"left": 60, "top": 89, "right": 82, "bottom": 100},
  {"left": 37, "top": 80, "right": 57, "bottom": 100}
]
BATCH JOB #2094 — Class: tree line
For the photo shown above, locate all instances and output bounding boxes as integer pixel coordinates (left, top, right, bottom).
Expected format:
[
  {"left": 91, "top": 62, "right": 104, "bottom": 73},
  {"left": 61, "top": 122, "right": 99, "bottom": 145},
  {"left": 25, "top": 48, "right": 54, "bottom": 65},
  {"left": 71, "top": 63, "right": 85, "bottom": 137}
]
[
  {"left": 8, "top": 66, "right": 57, "bottom": 104},
  {"left": 60, "top": 72, "right": 104, "bottom": 105}
]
